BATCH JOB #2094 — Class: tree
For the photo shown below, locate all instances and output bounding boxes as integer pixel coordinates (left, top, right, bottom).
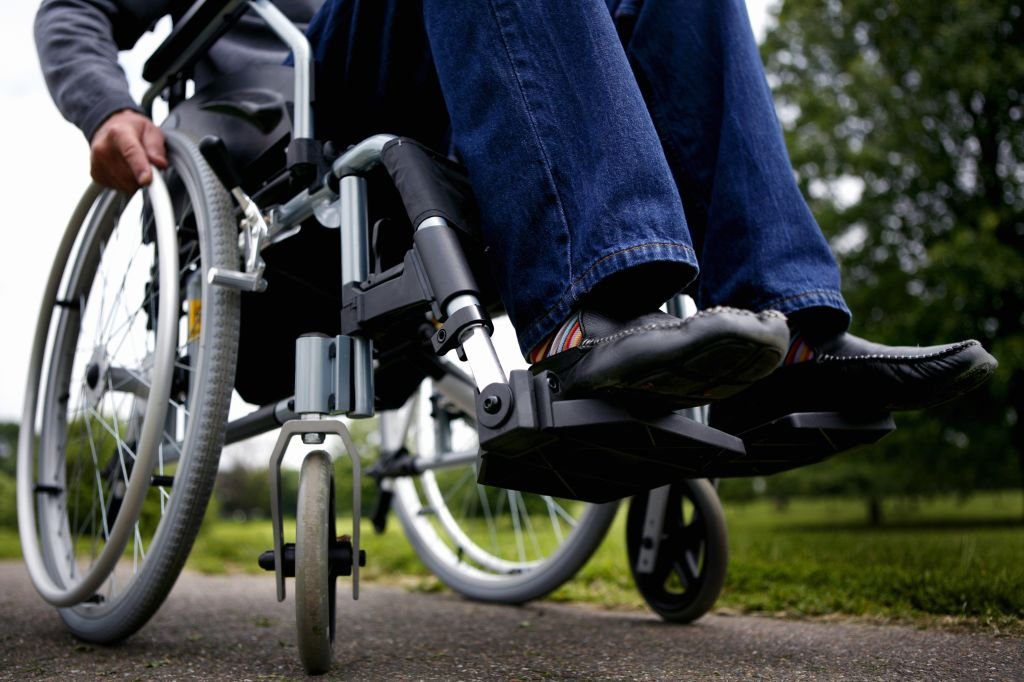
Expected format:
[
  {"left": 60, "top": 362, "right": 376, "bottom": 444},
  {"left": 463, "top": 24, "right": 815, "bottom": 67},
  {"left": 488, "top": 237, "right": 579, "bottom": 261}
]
[{"left": 760, "top": 0, "right": 1024, "bottom": 505}]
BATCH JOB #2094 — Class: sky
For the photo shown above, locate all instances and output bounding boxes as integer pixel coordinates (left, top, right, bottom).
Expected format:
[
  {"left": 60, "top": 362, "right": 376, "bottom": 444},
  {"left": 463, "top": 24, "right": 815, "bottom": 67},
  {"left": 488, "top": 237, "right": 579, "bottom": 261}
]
[{"left": 0, "top": 1, "right": 775, "bottom": 464}]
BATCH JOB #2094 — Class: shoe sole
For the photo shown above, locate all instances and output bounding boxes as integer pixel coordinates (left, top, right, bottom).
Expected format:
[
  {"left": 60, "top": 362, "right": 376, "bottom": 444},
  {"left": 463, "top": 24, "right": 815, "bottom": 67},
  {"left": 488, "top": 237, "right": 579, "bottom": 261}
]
[{"left": 607, "top": 336, "right": 786, "bottom": 409}]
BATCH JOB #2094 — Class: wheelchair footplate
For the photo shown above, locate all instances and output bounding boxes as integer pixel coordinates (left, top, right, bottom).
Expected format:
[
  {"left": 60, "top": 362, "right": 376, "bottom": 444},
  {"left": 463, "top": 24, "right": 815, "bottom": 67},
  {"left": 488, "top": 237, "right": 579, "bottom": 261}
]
[
  {"left": 476, "top": 371, "right": 895, "bottom": 502},
  {"left": 711, "top": 411, "right": 895, "bottom": 476},
  {"left": 476, "top": 370, "right": 747, "bottom": 503}
]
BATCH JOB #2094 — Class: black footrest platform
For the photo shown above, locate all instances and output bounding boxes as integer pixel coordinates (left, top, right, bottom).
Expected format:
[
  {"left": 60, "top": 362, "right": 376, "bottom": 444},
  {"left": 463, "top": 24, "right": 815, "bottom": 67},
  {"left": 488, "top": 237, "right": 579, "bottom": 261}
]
[
  {"left": 478, "top": 402, "right": 745, "bottom": 503},
  {"left": 477, "top": 371, "right": 744, "bottom": 503},
  {"left": 714, "top": 411, "right": 896, "bottom": 476},
  {"left": 475, "top": 371, "right": 896, "bottom": 503}
]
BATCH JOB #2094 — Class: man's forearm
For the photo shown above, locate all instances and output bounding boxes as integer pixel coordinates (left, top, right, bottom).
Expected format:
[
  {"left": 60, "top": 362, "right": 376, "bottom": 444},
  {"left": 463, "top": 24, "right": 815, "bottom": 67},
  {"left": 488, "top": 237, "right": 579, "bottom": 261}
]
[{"left": 35, "top": 0, "right": 171, "bottom": 140}]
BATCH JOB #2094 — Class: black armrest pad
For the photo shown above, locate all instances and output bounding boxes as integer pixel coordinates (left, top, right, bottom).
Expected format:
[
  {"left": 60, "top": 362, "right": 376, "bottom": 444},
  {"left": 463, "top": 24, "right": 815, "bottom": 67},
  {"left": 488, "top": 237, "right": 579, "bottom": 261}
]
[
  {"left": 380, "top": 138, "right": 481, "bottom": 238},
  {"left": 142, "top": 0, "right": 249, "bottom": 83}
]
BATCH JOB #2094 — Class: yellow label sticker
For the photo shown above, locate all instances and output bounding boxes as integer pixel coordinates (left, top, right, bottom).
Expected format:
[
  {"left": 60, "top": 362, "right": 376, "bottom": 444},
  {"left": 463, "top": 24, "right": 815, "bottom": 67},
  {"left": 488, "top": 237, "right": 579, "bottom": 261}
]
[{"left": 187, "top": 299, "right": 202, "bottom": 342}]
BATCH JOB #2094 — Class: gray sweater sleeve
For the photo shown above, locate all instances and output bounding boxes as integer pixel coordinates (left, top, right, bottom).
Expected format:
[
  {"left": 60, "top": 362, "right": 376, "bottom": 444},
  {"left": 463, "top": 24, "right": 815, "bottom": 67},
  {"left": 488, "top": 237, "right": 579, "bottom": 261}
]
[{"left": 35, "top": 0, "right": 174, "bottom": 141}]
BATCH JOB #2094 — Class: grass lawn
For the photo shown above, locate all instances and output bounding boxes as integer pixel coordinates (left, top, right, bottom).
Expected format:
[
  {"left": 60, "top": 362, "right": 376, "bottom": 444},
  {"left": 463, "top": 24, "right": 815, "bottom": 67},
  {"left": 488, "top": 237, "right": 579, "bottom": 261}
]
[
  {"left": 5, "top": 491, "right": 1022, "bottom": 631},
  {"left": 716, "top": 493, "right": 1024, "bottom": 631}
]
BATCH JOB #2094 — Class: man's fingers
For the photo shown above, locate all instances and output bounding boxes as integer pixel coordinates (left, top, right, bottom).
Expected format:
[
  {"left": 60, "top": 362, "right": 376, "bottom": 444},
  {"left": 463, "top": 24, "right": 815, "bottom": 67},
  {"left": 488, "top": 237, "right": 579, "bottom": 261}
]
[
  {"left": 116, "top": 133, "right": 153, "bottom": 187},
  {"left": 142, "top": 123, "right": 168, "bottom": 169},
  {"left": 89, "top": 110, "right": 164, "bottom": 194},
  {"left": 90, "top": 147, "right": 137, "bottom": 195}
]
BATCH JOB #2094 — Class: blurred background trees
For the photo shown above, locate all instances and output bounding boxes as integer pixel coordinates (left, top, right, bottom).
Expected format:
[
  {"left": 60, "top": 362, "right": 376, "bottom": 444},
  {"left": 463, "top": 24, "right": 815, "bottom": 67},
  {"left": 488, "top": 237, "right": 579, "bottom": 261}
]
[{"left": 729, "top": 0, "right": 1024, "bottom": 514}]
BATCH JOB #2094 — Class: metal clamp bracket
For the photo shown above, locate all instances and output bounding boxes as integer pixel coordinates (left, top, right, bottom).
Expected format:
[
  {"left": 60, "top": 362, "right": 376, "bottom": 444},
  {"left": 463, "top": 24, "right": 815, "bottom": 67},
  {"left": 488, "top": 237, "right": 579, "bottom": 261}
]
[
  {"left": 207, "top": 186, "right": 270, "bottom": 292},
  {"left": 635, "top": 485, "right": 671, "bottom": 574},
  {"left": 268, "top": 419, "right": 362, "bottom": 602},
  {"left": 294, "top": 333, "right": 357, "bottom": 416},
  {"left": 431, "top": 304, "right": 493, "bottom": 356}
]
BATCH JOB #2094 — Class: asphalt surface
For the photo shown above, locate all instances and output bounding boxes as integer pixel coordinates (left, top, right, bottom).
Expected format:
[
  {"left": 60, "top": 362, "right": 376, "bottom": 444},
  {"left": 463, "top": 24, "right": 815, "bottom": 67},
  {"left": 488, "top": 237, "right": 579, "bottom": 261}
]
[{"left": 0, "top": 562, "right": 1020, "bottom": 680}]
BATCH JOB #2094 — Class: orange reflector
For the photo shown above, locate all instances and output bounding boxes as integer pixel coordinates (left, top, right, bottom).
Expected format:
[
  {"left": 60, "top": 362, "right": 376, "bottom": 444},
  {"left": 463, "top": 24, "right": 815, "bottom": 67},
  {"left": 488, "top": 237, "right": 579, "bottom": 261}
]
[{"left": 187, "top": 299, "right": 202, "bottom": 342}]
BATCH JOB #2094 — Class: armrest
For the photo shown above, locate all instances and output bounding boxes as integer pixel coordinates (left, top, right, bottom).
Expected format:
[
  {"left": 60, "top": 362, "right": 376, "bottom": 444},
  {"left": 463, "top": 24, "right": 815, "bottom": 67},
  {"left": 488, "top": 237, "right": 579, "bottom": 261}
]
[{"left": 142, "top": 0, "right": 250, "bottom": 84}]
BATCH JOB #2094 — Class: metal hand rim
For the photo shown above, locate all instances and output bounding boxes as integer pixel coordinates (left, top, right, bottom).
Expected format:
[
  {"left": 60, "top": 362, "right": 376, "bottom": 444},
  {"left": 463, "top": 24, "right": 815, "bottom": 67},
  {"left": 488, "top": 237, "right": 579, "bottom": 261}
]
[{"left": 18, "top": 173, "right": 180, "bottom": 607}]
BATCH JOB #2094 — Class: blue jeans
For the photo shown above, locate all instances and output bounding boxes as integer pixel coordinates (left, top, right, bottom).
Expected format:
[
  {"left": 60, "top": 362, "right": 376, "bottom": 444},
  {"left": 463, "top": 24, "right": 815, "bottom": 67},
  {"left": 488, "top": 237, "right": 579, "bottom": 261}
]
[{"left": 308, "top": 0, "right": 850, "bottom": 353}]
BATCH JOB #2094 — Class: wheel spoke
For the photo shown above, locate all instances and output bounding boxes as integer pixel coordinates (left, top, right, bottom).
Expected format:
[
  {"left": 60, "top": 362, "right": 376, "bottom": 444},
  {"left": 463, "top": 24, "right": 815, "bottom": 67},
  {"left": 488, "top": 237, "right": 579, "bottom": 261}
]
[
  {"left": 671, "top": 558, "right": 693, "bottom": 591},
  {"left": 96, "top": 235, "right": 147, "bottom": 347},
  {"left": 81, "top": 413, "right": 113, "bottom": 544},
  {"left": 133, "top": 522, "right": 147, "bottom": 572},
  {"left": 474, "top": 481, "right": 500, "bottom": 556},
  {"left": 514, "top": 491, "right": 544, "bottom": 560},
  {"left": 441, "top": 467, "right": 474, "bottom": 502},
  {"left": 92, "top": 262, "right": 111, "bottom": 349},
  {"left": 87, "top": 407, "right": 138, "bottom": 462},
  {"left": 508, "top": 489, "right": 527, "bottom": 564},
  {"left": 683, "top": 547, "right": 702, "bottom": 584},
  {"left": 646, "top": 549, "right": 676, "bottom": 589}
]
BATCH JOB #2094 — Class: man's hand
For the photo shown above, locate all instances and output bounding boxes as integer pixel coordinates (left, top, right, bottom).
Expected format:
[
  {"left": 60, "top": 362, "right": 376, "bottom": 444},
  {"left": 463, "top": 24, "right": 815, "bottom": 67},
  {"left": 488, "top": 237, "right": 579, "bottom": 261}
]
[{"left": 90, "top": 109, "right": 168, "bottom": 194}]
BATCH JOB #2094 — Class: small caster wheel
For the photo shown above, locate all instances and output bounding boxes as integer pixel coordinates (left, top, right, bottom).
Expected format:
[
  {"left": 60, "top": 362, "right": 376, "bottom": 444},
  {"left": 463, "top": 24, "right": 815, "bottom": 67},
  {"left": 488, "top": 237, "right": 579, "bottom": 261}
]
[
  {"left": 626, "top": 479, "right": 728, "bottom": 623},
  {"left": 296, "top": 450, "right": 337, "bottom": 674}
]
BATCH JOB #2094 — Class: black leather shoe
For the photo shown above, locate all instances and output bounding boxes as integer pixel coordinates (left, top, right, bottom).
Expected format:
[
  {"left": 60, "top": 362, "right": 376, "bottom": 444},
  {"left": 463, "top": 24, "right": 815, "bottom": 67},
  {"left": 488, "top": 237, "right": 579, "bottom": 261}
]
[
  {"left": 711, "top": 333, "right": 999, "bottom": 432},
  {"left": 531, "top": 306, "right": 790, "bottom": 409}
]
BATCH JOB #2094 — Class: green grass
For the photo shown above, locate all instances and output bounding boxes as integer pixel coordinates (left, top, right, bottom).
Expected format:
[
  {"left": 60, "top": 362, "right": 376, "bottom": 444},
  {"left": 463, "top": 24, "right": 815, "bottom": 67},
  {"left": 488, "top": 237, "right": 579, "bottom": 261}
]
[
  {"left": 5, "top": 491, "right": 1022, "bottom": 630},
  {"left": 187, "top": 516, "right": 428, "bottom": 581},
  {"left": 719, "top": 493, "right": 1024, "bottom": 626},
  {"left": 556, "top": 491, "right": 1024, "bottom": 631},
  {"left": 0, "top": 529, "right": 21, "bottom": 559}
]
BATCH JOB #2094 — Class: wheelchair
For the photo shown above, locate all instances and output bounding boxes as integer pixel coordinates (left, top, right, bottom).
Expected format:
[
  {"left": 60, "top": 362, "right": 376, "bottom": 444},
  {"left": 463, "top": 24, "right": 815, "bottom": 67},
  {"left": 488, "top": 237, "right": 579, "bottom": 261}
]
[{"left": 17, "top": 0, "right": 895, "bottom": 674}]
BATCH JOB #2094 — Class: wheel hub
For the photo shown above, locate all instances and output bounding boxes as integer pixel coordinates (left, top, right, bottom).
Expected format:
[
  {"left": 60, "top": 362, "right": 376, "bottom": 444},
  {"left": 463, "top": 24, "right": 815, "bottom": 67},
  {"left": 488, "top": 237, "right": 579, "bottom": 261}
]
[{"left": 82, "top": 348, "right": 110, "bottom": 409}]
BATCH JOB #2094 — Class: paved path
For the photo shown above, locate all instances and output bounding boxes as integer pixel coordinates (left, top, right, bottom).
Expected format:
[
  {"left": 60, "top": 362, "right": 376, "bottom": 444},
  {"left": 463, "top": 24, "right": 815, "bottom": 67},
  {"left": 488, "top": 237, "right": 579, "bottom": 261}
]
[{"left": 0, "top": 563, "right": 1020, "bottom": 680}]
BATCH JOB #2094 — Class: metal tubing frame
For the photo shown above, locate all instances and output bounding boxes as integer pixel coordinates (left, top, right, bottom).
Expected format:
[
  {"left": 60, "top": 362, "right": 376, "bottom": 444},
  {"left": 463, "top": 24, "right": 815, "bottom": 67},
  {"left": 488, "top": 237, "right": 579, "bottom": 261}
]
[
  {"left": 416, "top": 217, "right": 506, "bottom": 391},
  {"left": 268, "top": 419, "right": 362, "bottom": 602},
  {"left": 338, "top": 175, "right": 375, "bottom": 418},
  {"left": 246, "top": 0, "right": 313, "bottom": 140},
  {"left": 19, "top": 174, "right": 180, "bottom": 607},
  {"left": 271, "top": 135, "right": 398, "bottom": 230},
  {"left": 142, "top": 0, "right": 314, "bottom": 144},
  {"left": 224, "top": 399, "right": 294, "bottom": 445}
]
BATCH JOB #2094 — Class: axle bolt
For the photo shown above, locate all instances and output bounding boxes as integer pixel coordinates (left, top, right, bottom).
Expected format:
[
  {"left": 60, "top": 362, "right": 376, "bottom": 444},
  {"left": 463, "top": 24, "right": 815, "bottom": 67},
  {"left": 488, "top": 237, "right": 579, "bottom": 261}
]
[
  {"left": 547, "top": 375, "right": 560, "bottom": 392},
  {"left": 482, "top": 395, "right": 502, "bottom": 414},
  {"left": 85, "top": 363, "right": 101, "bottom": 389}
]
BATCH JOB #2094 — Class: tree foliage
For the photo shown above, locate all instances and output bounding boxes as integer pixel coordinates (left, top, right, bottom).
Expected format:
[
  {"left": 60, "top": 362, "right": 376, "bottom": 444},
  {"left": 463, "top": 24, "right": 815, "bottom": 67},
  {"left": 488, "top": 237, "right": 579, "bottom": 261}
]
[{"left": 759, "top": 0, "right": 1024, "bottom": 496}]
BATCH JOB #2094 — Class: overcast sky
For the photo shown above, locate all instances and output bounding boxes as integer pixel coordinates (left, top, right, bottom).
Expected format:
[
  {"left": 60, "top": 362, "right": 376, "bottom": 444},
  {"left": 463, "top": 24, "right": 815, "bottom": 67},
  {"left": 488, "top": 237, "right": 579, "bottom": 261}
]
[{"left": 0, "top": 1, "right": 775, "bottom": 443}]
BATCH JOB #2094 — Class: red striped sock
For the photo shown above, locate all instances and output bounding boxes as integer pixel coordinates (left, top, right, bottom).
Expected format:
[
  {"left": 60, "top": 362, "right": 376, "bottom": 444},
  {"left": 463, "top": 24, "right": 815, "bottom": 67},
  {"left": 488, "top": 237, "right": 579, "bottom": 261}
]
[
  {"left": 528, "top": 311, "right": 584, "bottom": 363},
  {"left": 782, "top": 332, "right": 816, "bottom": 365}
]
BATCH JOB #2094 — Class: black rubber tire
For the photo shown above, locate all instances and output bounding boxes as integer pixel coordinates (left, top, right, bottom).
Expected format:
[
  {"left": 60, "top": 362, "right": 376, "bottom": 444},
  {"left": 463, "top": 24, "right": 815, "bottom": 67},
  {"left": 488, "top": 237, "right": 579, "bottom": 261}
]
[{"left": 295, "top": 451, "right": 335, "bottom": 675}]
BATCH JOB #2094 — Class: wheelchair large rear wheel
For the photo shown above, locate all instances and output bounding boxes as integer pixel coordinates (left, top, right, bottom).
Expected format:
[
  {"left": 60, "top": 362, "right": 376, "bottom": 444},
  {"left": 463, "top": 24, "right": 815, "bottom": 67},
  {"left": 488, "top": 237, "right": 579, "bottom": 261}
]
[
  {"left": 20, "top": 130, "right": 239, "bottom": 642},
  {"left": 391, "top": 378, "right": 618, "bottom": 603}
]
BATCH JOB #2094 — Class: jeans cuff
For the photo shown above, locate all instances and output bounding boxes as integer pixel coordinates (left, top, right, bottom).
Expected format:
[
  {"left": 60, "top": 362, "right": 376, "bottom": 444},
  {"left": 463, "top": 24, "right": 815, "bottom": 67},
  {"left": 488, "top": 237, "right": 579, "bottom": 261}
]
[
  {"left": 519, "top": 241, "right": 698, "bottom": 355},
  {"left": 757, "top": 289, "right": 850, "bottom": 316},
  {"left": 755, "top": 289, "right": 852, "bottom": 340}
]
